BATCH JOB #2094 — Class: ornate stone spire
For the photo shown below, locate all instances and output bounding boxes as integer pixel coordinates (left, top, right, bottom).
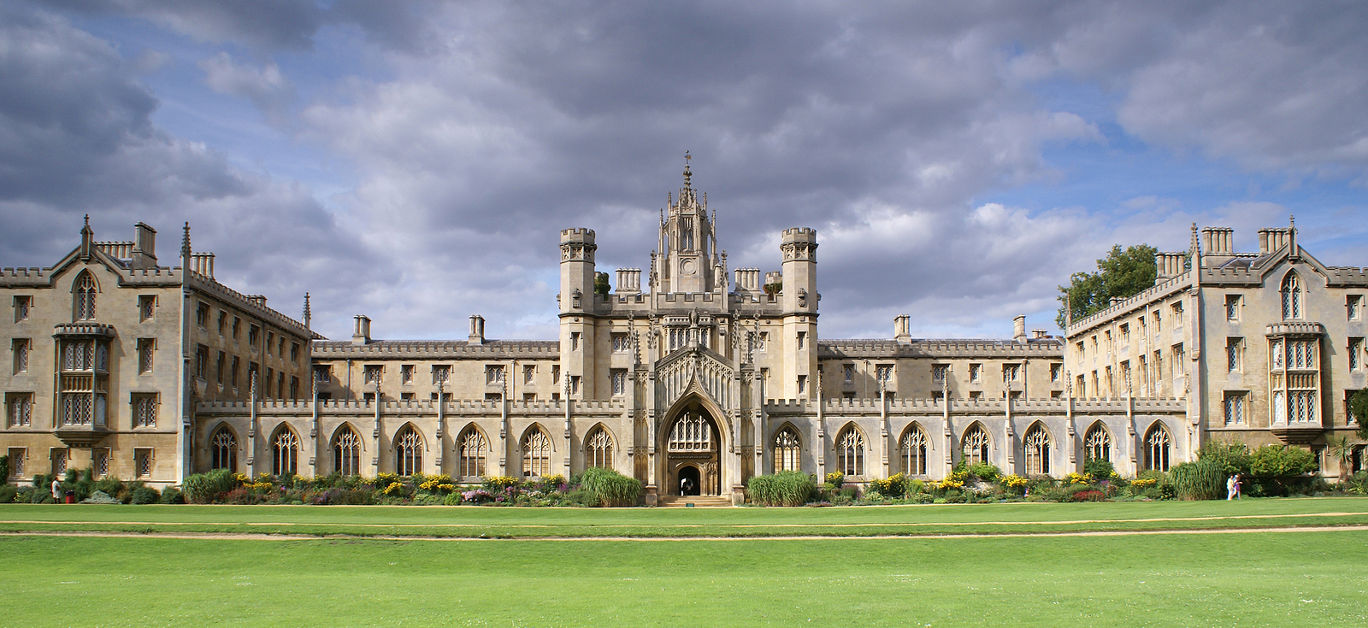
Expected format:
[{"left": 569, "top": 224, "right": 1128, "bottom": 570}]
[
  {"left": 682, "top": 150, "right": 692, "bottom": 188},
  {"left": 181, "top": 221, "right": 191, "bottom": 260},
  {"left": 303, "top": 292, "right": 312, "bottom": 329},
  {"left": 79, "top": 214, "right": 93, "bottom": 261}
]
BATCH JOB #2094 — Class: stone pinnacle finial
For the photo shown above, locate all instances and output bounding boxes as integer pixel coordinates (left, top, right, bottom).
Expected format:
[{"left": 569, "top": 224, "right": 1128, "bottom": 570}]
[
  {"left": 682, "top": 150, "right": 692, "bottom": 188},
  {"left": 181, "top": 221, "right": 191, "bottom": 259},
  {"left": 1190, "top": 222, "right": 1200, "bottom": 252},
  {"left": 79, "top": 214, "right": 94, "bottom": 260},
  {"left": 303, "top": 292, "right": 312, "bottom": 329}
]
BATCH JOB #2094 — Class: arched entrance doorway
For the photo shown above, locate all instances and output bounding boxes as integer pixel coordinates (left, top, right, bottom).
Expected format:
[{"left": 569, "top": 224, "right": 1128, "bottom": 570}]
[{"left": 663, "top": 402, "right": 722, "bottom": 496}]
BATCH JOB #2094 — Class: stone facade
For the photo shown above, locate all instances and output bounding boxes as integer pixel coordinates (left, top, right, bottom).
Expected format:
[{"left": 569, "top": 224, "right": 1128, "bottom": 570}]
[{"left": 3, "top": 162, "right": 1359, "bottom": 500}]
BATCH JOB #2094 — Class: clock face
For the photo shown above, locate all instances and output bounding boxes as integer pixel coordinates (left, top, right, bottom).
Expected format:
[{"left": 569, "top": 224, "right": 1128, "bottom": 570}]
[{"left": 681, "top": 259, "right": 697, "bottom": 275}]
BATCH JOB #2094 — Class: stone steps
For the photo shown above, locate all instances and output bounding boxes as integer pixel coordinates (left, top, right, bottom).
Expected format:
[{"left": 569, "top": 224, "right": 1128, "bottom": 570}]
[{"left": 658, "top": 495, "right": 733, "bottom": 508}]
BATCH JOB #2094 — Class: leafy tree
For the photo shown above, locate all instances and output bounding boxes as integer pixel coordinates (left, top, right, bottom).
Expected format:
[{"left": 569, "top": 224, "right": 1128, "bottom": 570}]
[
  {"left": 593, "top": 272, "right": 611, "bottom": 298},
  {"left": 1349, "top": 389, "right": 1368, "bottom": 441},
  {"left": 1057, "top": 244, "right": 1159, "bottom": 329}
]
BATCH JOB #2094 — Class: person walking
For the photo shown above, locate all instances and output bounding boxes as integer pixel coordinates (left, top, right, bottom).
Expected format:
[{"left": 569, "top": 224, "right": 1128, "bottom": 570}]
[
  {"left": 1226, "top": 475, "right": 1237, "bottom": 501},
  {"left": 1233, "top": 474, "right": 1242, "bottom": 500},
  {"left": 51, "top": 476, "right": 62, "bottom": 502}
]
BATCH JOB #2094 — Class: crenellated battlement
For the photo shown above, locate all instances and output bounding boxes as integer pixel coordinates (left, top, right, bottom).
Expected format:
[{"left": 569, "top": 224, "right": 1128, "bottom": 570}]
[{"left": 560, "top": 228, "right": 596, "bottom": 242}]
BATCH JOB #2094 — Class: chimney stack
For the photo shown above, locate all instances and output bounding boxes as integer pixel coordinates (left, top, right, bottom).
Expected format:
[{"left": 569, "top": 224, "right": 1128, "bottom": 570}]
[
  {"left": 894, "top": 314, "right": 911, "bottom": 343},
  {"left": 468, "top": 314, "right": 486, "bottom": 345},
  {"left": 1013, "top": 315, "right": 1027, "bottom": 343},
  {"left": 130, "top": 222, "right": 157, "bottom": 269},
  {"left": 352, "top": 315, "right": 371, "bottom": 345}
]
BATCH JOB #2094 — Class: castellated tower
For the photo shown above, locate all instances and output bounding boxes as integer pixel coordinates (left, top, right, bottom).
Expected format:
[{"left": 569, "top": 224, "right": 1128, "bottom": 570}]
[
  {"left": 559, "top": 228, "right": 597, "bottom": 398},
  {"left": 779, "top": 227, "right": 819, "bottom": 399}
]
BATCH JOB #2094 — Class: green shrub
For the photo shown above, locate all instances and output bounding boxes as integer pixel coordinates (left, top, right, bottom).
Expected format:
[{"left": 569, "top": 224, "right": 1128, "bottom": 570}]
[
  {"left": 0, "top": 485, "right": 16, "bottom": 503},
  {"left": 1083, "top": 458, "right": 1115, "bottom": 480},
  {"left": 94, "top": 477, "right": 127, "bottom": 500},
  {"left": 183, "top": 469, "right": 240, "bottom": 504},
  {"left": 966, "top": 462, "right": 1000, "bottom": 482},
  {"left": 1248, "top": 445, "right": 1317, "bottom": 496},
  {"left": 30, "top": 490, "right": 54, "bottom": 504},
  {"left": 128, "top": 486, "right": 160, "bottom": 505},
  {"left": 824, "top": 471, "right": 845, "bottom": 488},
  {"left": 1170, "top": 458, "right": 1226, "bottom": 500},
  {"left": 906, "top": 479, "right": 926, "bottom": 495},
  {"left": 1198, "top": 441, "right": 1253, "bottom": 477},
  {"left": 867, "top": 472, "right": 907, "bottom": 498},
  {"left": 748, "top": 471, "right": 816, "bottom": 506},
  {"left": 159, "top": 487, "right": 184, "bottom": 504},
  {"left": 0, "top": 455, "right": 8, "bottom": 483},
  {"left": 578, "top": 467, "right": 643, "bottom": 506}
]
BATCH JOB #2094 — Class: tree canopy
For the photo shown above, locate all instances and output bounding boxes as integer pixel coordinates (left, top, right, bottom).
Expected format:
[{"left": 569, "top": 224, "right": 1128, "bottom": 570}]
[
  {"left": 1349, "top": 389, "right": 1368, "bottom": 441},
  {"left": 1056, "top": 244, "right": 1159, "bottom": 329}
]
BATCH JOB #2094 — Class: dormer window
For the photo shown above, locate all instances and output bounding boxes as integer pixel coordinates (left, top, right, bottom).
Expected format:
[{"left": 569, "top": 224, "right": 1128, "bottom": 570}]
[{"left": 1281, "top": 272, "right": 1303, "bottom": 320}]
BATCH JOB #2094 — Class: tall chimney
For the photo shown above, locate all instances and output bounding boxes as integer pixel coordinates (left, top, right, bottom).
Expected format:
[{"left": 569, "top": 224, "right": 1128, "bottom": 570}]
[
  {"left": 1013, "top": 315, "right": 1027, "bottom": 343},
  {"left": 352, "top": 315, "right": 371, "bottom": 345},
  {"left": 468, "top": 314, "right": 486, "bottom": 345},
  {"left": 130, "top": 222, "right": 157, "bottom": 269},
  {"left": 894, "top": 314, "right": 911, "bottom": 343}
]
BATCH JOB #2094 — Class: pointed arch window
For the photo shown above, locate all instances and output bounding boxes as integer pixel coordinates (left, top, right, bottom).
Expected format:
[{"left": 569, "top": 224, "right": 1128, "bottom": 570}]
[
  {"left": 333, "top": 425, "right": 361, "bottom": 476},
  {"left": 271, "top": 426, "right": 299, "bottom": 476},
  {"left": 585, "top": 426, "right": 614, "bottom": 469},
  {"left": 1144, "top": 423, "right": 1171, "bottom": 471},
  {"left": 962, "top": 424, "right": 990, "bottom": 465},
  {"left": 457, "top": 427, "right": 487, "bottom": 478},
  {"left": 1281, "top": 272, "right": 1303, "bottom": 320},
  {"left": 1023, "top": 424, "right": 1051, "bottom": 476},
  {"left": 73, "top": 272, "right": 97, "bottom": 320},
  {"left": 773, "top": 426, "right": 801, "bottom": 473},
  {"left": 667, "top": 412, "right": 713, "bottom": 452},
  {"left": 522, "top": 427, "right": 552, "bottom": 478},
  {"left": 899, "top": 425, "right": 928, "bottom": 476},
  {"left": 210, "top": 426, "right": 237, "bottom": 472},
  {"left": 836, "top": 425, "right": 865, "bottom": 477},
  {"left": 1084, "top": 423, "right": 1111, "bottom": 462},
  {"left": 395, "top": 426, "right": 423, "bottom": 476}
]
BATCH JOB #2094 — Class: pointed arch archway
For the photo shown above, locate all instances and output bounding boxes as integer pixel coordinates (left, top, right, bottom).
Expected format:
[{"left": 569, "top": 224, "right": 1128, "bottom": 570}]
[
  {"left": 898, "top": 422, "right": 929, "bottom": 476},
  {"left": 583, "top": 423, "right": 616, "bottom": 470},
  {"left": 1143, "top": 421, "right": 1172, "bottom": 471},
  {"left": 331, "top": 423, "right": 363, "bottom": 476},
  {"left": 269, "top": 423, "right": 300, "bottom": 476},
  {"left": 209, "top": 422, "right": 238, "bottom": 472},
  {"left": 1083, "top": 421, "right": 1112, "bottom": 462},
  {"left": 520, "top": 423, "right": 553, "bottom": 478},
  {"left": 1022, "top": 421, "right": 1052, "bottom": 476},
  {"left": 834, "top": 423, "right": 867, "bottom": 477},
  {"left": 455, "top": 423, "right": 490, "bottom": 480},
  {"left": 394, "top": 423, "right": 424, "bottom": 476},
  {"left": 772, "top": 422, "right": 802, "bottom": 474},
  {"left": 660, "top": 392, "right": 728, "bottom": 496},
  {"left": 961, "top": 422, "right": 991, "bottom": 466}
]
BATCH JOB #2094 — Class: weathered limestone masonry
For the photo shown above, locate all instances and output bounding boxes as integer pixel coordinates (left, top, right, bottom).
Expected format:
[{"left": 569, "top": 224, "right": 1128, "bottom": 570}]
[
  {"left": 4, "top": 159, "right": 1359, "bottom": 498},
  {"left": 0, "top": 219, "right": 314, "bottom": 488}
]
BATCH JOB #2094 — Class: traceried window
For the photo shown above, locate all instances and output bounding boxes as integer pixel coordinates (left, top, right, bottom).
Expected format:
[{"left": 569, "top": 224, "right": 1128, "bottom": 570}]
[
  {"left": 272, "top": 426, "right": 299, "bottom": 476},
  {"left": 610, "top": 369, "right": 627, "bottom": 396},
  {"left": 961, "top": 424, "right": 990, "bottom": 466},
  {"left": 7, "top": 393, "right": 33, "bottom": 427},
  {"left": 395, "top": 426, "right": 423, "bottom": 476},
  {"left": 585, "top": 426, "right": 614, "bottom": 468},
  {"left": 1083, "top": 423, "right": 1110, "bottom": 462},
  {"left": 131, "top": 393, "right": 157, "bottom": 428},
  {"left": 1003, "top": 363, "right": 1021, "bottom": 384},
  {"left": 932, "top": 364, "right": 948, "bottom": 384},
  {"left": 969, "top": 363, "right": 983, "bottom": 383},
  {"left": 73, "top": 272, "right": 97, "bottom": 320},
  {"left": 333, "top": 425, "right": 361, "bottom": 475},
  {"left": 485, "top": 365, "right": 505, "bottom": 385},
  {"left": 432, "top": 365, "right": 450, "bottom": 385},
  {"left": 1349, "top": 295, "right": 1363, "bottom": 321},
  {"left": 773, "top": 426, "right": 801, "bottom": 473},
  {"left": 835, "top": 424, "right": 865, "bottom": 477},
  {"left": 313, "top": 365, "right": 331, "bottom": 383},
  {"left": 842, "top": 364, "right": 854, "bottom": 384},
  {"left": 400, "top": 364, "right": 414, "bottom": 385},
  {"left": 876, "top": 365, "right": 893, "bottom": 385},
  {"left": 521, "top": 427, "right": 551, "bottom": 478},
  {"left": 1023, "top": 424, "right": 1051, "bottom": 476},
  {"left": 457, "top": 427, "right": 487, "bottom": 478},
  {"left": 1223, "top": 392, "right": 1246, "bottom": 425},
  {"left": 13, "top": 295, "right": 31, "bottom": 322},
  {"left": 1050, "top": 363, "right": 1062, "bottom": 383},
  {"left": 899, "top": 424, "right": 928, "bottom": 476},
  {"left": 1143, "top": 423, "right": 1171, "bottom": 471},
  {"left": 210, "top": 426, "right": 236, "bottom": 471},
  {"left": 524, "top": 365, "right": 536, "bottom": 385},
  {"left": 93, "top": 448, "right": 109, "bottom": 477},
  {"left": 668, "top": 413, "right": 713, "bottom": 452},
  {"left": 12, "top": 338, "right": 28, "bottom": 374},
  {"left": 363, "top": 365, "right": 381, "bottom": 386},
  {"left": 1281, "top": 272, "right": 1303, "bottom": 320},
  {"left": 612, "top": 333, "right": 629, "bottom": 352}
]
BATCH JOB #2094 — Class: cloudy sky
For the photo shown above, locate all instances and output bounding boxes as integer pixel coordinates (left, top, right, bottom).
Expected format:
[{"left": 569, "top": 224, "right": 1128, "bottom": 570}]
[{"left": 3, "top": 1, "right": 1366, "bottom": 342}]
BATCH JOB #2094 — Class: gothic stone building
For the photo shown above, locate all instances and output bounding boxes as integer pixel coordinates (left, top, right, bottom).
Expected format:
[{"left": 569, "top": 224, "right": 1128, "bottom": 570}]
[{"left": 3, "top": 164, "right": 1361, "bottom": 503}]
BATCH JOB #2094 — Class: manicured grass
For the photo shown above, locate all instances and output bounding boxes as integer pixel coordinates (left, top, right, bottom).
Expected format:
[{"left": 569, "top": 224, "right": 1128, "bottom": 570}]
[
  {"left": 2, "top": 497, "right": 1367, "bottom": 537},
  {"left": 3, "top": 530, "right": 1366, "bottom": 625}
]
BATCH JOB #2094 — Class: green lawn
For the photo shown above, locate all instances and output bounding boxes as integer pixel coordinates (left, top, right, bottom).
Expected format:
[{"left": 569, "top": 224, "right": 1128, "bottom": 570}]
[
  {"left": 2, "top": 497, "right": 1367, "bottom": 537},
  {"left": 3, "top": 530, "right": 1366, "bottom": 626}
]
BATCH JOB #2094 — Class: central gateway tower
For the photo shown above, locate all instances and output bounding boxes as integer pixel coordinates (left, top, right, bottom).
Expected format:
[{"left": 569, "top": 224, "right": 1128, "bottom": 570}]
[{"left": 559, "top": 154, "right": 818, "bottom": 504}]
